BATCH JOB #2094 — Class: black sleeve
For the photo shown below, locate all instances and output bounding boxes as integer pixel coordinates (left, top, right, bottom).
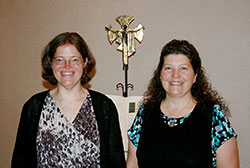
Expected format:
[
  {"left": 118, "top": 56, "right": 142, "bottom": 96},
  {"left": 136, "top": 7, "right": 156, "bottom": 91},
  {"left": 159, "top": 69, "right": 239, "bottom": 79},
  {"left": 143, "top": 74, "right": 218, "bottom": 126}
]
[
  {"left": 107, "top": 99, "right": 126, "bottom": 168},
  {"left": 89, "top": 89, "right": 126, "bottom": 168},
  {"left": 11, "top": 102, "right": 38, "bottom": 168},
  {"left": 11, "top": 91, "right": 47, "bottom": 168}
]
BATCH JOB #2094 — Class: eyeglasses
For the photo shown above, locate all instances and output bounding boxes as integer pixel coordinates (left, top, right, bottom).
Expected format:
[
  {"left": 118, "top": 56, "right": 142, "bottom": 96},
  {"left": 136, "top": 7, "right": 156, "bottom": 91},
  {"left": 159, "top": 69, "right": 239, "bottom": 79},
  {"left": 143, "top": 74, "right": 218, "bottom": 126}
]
[{"left": 52, "top": 56, "right": 83, "bottom": 66}]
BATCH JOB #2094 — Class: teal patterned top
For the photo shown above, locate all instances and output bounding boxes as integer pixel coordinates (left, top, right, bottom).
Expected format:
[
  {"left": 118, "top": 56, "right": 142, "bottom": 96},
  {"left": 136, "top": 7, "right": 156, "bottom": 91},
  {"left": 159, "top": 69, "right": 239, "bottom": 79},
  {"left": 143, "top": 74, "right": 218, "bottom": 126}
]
[{"left": 128, "top": 104, "right": 237, "bottom": 168}]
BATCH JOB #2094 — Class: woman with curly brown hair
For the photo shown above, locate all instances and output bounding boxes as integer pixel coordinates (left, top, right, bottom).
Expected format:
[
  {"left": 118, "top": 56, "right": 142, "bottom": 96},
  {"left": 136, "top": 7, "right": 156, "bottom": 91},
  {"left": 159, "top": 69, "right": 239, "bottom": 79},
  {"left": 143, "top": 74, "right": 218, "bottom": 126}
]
[
  {"left": 127, "top": 39, "right": 239, "bottom": 168},
  {"left": 12, "top": 32, "right": 125, "bottom": 168}
]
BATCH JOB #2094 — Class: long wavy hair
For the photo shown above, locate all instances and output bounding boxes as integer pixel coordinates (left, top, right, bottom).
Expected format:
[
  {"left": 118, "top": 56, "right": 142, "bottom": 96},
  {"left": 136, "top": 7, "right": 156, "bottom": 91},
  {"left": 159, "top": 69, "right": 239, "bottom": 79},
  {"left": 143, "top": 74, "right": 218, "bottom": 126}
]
[
  {"left": 41, "top": 32, "right": 96, "bottom": 85},
  {"left": 142, "top": 39, "right": 230, "bottom": 119}
]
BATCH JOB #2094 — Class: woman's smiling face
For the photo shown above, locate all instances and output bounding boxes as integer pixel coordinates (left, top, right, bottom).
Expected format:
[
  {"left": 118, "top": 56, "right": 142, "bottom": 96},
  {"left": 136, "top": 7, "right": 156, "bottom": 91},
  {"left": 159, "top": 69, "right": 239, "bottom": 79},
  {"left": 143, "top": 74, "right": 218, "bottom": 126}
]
[
  {"left": 51, "top": 44, "right": 86, "bottom": 89},
  {"left": 160, "top": 54, "right": 197, "bottom": 98}
]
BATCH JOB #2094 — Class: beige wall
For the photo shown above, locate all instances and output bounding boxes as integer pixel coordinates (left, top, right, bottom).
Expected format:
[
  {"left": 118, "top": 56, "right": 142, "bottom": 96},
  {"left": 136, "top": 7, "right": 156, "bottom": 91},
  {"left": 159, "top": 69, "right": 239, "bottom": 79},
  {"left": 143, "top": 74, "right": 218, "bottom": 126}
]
[{"left": 1, "top": 0, "right": 250, "bottom": 167}]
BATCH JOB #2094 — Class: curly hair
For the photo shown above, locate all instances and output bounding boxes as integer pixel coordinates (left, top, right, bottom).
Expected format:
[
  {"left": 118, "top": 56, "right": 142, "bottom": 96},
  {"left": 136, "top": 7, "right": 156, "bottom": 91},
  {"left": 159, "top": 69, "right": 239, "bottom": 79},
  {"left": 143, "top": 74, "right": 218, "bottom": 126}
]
[
  {"left": 142, "top": 39, "right": 230, "bottom": 119},
  {"left": 41, "top": 32, "right": 96, "bottom": 85}
]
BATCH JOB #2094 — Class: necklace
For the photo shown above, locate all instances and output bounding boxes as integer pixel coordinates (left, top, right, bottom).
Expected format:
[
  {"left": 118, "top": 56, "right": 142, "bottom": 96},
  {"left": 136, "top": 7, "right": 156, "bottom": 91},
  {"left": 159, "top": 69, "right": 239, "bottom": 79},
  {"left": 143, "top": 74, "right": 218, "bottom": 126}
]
[
  {"left": 169, "top": 120, "right": 175, "bottom": 127},
  {"left": 167, "top": 114, "right": 191, "bottom": 127},
  {"left": 162, "top": 98, "right": 192, "bottom": 127}
]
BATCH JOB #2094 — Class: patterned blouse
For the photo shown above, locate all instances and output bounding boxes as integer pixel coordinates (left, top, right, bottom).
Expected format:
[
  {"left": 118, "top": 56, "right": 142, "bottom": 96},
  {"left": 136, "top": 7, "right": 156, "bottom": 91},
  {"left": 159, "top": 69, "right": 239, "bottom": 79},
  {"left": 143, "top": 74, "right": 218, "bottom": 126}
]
[
  {"left": 36, "top": 92, "right": 100, "bottom": 168},
  {"left": 128, "top": 104, "right": 237, "bottom": 167}
]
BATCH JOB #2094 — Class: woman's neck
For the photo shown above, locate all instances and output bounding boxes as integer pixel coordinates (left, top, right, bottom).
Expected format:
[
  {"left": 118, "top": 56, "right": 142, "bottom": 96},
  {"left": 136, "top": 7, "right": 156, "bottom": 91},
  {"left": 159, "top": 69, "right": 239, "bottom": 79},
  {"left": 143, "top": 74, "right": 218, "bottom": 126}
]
[
  {"left": 161, "top": 94, "right": 197, "bottom": 118},
  {"left": 50, "top": 85, "right": 87, "bottom": 123},
  {"left": 51, "top": 85, "right": 87, "bottom": 102},
  {"left": 164, "top": 95, "right": 194, "bottom": 107}
]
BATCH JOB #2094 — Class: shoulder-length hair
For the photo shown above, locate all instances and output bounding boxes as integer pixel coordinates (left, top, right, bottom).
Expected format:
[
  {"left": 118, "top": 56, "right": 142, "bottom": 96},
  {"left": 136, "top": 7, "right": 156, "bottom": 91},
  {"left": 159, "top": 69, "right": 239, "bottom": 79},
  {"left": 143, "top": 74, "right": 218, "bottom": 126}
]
[{"left": 41, "top": 32, "right": 95, "bottom": 85}]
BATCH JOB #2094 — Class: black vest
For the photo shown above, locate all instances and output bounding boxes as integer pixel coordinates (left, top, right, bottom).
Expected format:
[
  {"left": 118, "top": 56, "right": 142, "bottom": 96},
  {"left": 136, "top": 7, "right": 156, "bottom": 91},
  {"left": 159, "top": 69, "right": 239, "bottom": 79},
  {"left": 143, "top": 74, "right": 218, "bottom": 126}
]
[{"left": 137, "top": 103, "right": 212, "bottom": 168}]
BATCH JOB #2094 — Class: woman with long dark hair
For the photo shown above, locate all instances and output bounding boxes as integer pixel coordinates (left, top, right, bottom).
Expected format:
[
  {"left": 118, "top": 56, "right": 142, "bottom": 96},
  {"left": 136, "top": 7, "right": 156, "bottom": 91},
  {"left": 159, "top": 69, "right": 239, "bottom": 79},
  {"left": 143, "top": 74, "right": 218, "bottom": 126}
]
[{"left": 127, "top": 39, "right": 239, "bottom": 168}]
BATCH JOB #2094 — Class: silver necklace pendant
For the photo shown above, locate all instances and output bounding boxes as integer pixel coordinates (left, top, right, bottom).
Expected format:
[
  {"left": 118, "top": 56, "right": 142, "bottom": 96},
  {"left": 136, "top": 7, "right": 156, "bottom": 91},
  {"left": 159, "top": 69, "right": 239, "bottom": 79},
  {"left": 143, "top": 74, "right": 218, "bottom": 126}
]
[{"left": 169, "top": 120, "right": 175, "bottom": 127}]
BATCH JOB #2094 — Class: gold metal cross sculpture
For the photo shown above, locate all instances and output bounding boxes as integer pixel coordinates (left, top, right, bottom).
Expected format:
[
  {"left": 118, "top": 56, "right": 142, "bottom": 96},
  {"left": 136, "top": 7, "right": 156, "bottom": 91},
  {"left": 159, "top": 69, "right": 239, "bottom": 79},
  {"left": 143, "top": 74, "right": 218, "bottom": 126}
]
[
  {"left": 105, "top": 15, "right": 144, "bottom": 97},
  {"left": 105, "top": 15, "right": 144, "bottom": 69}
]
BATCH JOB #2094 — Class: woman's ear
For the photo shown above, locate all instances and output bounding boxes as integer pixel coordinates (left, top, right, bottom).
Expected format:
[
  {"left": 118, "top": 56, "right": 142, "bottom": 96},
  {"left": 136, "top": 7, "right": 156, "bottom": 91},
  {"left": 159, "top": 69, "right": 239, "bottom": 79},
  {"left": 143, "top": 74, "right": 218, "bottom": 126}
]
[
  {"left": 48, "top": 57, "right": 53, "bottom": 67},
  {"left": 193, "top": 74, "right": 198, "bottom": 84},
  {"left": 84, "top": 57, "right": 88, "bottom": 66}
]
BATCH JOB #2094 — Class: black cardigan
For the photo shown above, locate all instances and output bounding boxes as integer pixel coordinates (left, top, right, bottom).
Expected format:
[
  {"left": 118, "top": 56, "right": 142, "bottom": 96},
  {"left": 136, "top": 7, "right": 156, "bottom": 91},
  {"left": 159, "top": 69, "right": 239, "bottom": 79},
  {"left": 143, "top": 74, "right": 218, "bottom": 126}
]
[{"left": 12, "top": 90, "right": 126, "bottom": 168}]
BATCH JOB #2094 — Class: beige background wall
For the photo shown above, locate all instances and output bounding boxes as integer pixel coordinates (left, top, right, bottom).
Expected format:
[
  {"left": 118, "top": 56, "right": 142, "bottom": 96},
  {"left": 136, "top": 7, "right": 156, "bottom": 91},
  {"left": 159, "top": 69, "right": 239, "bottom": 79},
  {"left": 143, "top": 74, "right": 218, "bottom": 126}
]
[{"left": 1, "top": 0, "right": 249, "bottom": 167}]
